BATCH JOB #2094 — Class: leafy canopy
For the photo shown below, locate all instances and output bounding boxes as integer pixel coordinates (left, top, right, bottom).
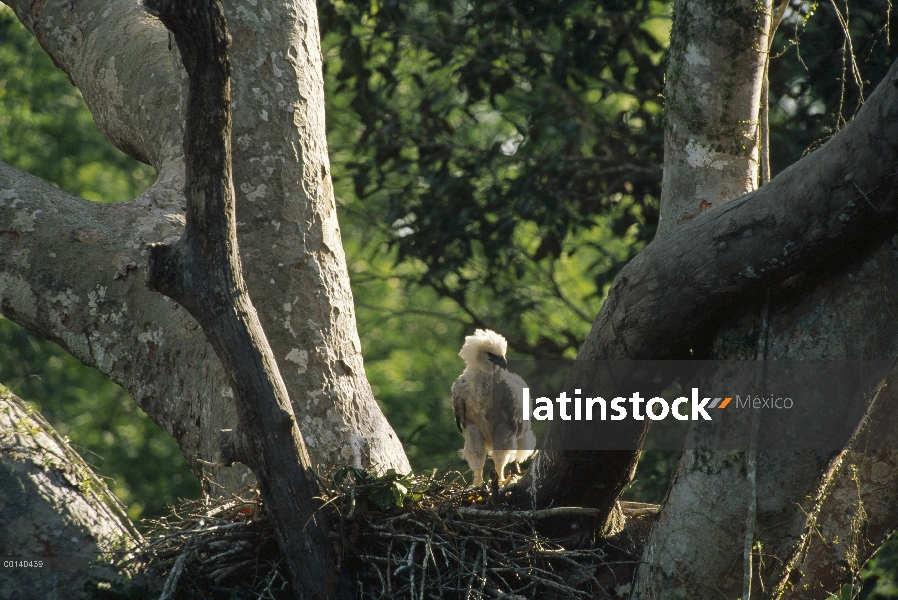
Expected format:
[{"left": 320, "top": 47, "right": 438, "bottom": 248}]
[{"left": 322, "top": 0, "right": 668, "bottom": 358}]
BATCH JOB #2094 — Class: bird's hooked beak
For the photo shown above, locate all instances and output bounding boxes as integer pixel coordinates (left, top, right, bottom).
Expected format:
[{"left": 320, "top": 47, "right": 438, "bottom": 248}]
[{"left": 486, "top": 352, "right": 508, "bottom": 370}]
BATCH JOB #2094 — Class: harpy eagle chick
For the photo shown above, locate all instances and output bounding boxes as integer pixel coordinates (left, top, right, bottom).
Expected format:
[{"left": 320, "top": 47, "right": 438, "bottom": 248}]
[{"left": 452, "top": 329, "right": 536, "bottom": 486}]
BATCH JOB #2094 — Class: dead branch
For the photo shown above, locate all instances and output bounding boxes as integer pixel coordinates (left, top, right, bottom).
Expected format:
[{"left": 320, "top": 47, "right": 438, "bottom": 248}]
[{"left": 141, "top": 0, "right": 333, "bottom": 597}]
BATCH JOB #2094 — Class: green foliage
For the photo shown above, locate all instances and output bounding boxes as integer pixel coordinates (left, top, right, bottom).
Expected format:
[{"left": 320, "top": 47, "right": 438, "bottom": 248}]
[
  {"left": 321, "top": 0, "right": 667, "bottom": 358},
  {"left": 768, "top": 1, "right": 897, "bottom": 176},
  {"left": 333, "top": 466, "right": 431, "bottom": 510},
  {"left": 853, "top": 536, "right": 898, "bottom": 598},
  {"left": 335, "top": 213, "right": 467, "bottom": 469},
  {"left": 327, "top": 0, "right": 670, "bottom": 471}
]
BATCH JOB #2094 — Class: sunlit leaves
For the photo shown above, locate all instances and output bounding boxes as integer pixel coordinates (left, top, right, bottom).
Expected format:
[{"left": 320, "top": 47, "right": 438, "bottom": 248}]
[
  {"left": 322, "top": 0, "right": 669, "bottom": 359},
  {"left": 333, "top": 466, "right": 429, "bottom": 510}
]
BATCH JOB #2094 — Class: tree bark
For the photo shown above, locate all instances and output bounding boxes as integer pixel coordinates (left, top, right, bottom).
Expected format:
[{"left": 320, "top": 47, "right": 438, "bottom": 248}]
[
  {"left": 772, "top": 365, "right": 898, "bottom": 599},
  {"left": 631, "top": 5, "right": 898, "bottom": 598},
  {"left": 657, "top": 0, "right": 770, "bottom": 236},
  {"left": 683, "top": 236, "right": 898, "bottom": 600},
  {"left": 0, "top": 384, "right": 143, "bottom": 600},
  {"left": 6, "top": 0, "right": 898, "bottom": 594},
  {"left": 516, "top": 55, "right": 898, "bottom": 519},
  {"left": 141, "top": 1, "right": 333, "bottom": 597},
  {"left": 0, "top": 0, "right": 409, "bottom": 493}
]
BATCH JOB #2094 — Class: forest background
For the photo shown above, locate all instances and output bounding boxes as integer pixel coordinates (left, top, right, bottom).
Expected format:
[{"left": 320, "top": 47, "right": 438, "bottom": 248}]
[{"left": 2, "top": 0, "right": 898, "bottom": 596}]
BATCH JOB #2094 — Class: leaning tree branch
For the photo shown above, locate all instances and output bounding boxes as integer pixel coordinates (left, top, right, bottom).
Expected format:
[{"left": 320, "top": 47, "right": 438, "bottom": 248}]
[
  {"left": 0, "top": 384, "right": 144, "bottom": 597},
  {"left": 518, "top": 58, "right": 898, "bottom": 515},
  {"left": 0, "top": 0, "right": 255, "bottom": 492},
  {"left": 141, "top": 1, "right": 333, "bottom": 598},
  {"left": 0, "top": 164, "right": 241, "bottom": 473},
  {"left": 2, "top": 0, "right": 185, "bottom": 172},
  {"left": 587, "top": 64, "right": 898, "bottom": 362}
]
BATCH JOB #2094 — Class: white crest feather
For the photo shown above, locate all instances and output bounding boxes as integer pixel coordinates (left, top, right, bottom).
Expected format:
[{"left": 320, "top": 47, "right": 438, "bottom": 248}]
[{"left": 458, "top": 328, "right": 507, "bottom": 366}]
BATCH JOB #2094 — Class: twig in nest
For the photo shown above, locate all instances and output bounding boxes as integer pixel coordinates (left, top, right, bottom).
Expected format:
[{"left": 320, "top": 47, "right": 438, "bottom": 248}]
[{"left": 158, "top": 533, "right": 196, "bottom": 600}]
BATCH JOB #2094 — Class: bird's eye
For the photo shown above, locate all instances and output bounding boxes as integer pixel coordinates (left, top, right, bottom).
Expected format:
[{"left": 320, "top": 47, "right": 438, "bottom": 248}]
[{"left": 485, "top": 351, "right": 508, "bottom": 370}]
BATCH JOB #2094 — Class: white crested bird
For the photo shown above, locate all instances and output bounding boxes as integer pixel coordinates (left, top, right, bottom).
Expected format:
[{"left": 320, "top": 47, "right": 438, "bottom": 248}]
[{"left": 452, "top": 329, "right": 536, "bottom": 486}]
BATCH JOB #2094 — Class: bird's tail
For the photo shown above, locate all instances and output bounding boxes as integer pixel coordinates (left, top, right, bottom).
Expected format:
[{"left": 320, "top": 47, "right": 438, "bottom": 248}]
[{"left": 515, "top": 429, "right": 537, "bottom": 463}]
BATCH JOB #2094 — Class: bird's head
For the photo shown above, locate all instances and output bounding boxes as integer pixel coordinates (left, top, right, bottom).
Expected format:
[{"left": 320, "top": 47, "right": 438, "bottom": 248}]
[{"left": 458, "top": 329, "right": 508, "bottom": 371}]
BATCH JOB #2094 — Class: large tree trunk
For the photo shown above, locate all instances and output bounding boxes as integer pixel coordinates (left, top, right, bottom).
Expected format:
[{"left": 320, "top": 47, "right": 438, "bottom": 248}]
[
  {"left": 0, "top": 0, "right": 409, "bottom": 495},
  {"left": 0, "top": 384, "right": 143, "bottom": 600},
  {"left": 656, "top": 0, "right": 769, "bottom": 236},
  {"left": 631, "top": 3, "right": 898, "bottom": 597},
  {"left": 511, "top": 1, "right": 898, "bottom": 595},
  {"left": 517, "top": 20, "right": 898, "bottom": 588},
  {"left": 633, "top": 256, "right": 898, "bottom": 599},
  {"left": 772, "top": 367, "right": 898, "bottom": 599}
]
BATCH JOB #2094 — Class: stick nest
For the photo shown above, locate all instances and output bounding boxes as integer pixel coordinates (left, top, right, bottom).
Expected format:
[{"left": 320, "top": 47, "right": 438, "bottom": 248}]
[{"left": 137, "top": 468, "right": 656, "bottom": 599}]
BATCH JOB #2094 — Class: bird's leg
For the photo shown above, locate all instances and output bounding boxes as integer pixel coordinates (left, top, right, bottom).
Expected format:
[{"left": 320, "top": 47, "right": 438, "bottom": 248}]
[
  {"left": 462, "top": 426, "right": 487, "bottom": 487},
  {"left": 491, "top": 449, "right": 515, "bottom": 485},
  {"left": 472, "top": 469, "right": 485, "bottom": 487}
]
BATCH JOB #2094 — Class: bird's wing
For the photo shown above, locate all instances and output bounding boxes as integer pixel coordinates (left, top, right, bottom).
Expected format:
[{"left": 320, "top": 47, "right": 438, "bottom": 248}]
[
  {"left": 451, "top": 377, "right": 468, "bottom": 433},
  {"left": 494, "top": 369, "right": 529, "bottom": 438}
]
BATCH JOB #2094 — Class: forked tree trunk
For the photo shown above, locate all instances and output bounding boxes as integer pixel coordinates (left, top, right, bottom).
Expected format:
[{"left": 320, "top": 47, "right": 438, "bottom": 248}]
[
  {"left": 0, "top": 0, "right": 409, "bottom": 498},
  {"left": 513, "top": 2, "right": 898, "bottom": 596},
  {"left": 514, "top": 0, "right": 772, "bottom": 519}
]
